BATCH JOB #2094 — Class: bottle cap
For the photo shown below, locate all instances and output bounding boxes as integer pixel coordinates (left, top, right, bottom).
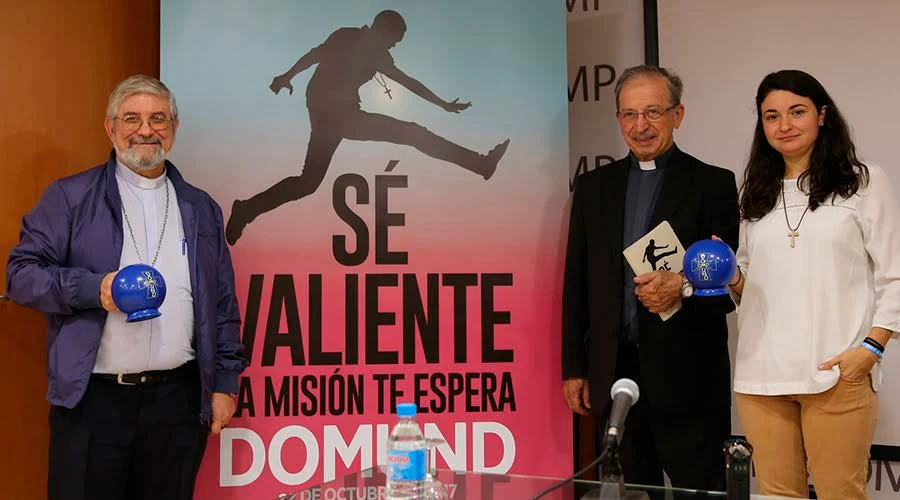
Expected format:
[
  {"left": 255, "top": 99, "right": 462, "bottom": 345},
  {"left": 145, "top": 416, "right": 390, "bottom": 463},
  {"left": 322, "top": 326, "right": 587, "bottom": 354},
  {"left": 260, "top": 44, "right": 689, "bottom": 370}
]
[{"left": 396, "top": 403, "right": 417, "bottom": 417}]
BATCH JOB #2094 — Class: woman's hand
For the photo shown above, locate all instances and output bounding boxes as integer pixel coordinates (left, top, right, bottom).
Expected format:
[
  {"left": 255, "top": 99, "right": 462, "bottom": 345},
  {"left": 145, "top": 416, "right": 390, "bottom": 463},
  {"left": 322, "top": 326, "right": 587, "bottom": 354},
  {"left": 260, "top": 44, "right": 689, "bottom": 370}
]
[{"left": 819, "top": 347, "right": 878, "bottom": 381}]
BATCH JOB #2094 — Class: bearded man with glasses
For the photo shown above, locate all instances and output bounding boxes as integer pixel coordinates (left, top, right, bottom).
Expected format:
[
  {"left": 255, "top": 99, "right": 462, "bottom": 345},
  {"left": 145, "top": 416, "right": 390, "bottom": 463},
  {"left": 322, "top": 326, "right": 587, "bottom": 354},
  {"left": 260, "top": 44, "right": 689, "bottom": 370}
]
[
  {"left": 561, "top": 65, "right": 739, "bottom": 492},
  {"left": 6, "top": 75, "right": 247, "bottom": 499}
]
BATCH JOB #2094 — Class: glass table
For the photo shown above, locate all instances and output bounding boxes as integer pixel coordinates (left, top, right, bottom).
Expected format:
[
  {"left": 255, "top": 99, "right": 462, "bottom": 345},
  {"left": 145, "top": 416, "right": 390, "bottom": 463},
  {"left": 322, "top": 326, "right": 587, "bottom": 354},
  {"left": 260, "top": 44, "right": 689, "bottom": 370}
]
[{"left": 282, "top": 467, "right": 794, "bottom": 499}]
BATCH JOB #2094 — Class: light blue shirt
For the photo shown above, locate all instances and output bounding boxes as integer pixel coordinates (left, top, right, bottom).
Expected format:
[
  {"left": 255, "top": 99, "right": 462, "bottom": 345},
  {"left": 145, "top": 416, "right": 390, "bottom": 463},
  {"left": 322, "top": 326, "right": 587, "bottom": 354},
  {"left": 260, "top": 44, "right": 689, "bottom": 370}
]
[{"left": 93, "top": 160, "right": 195, "bottom": 373}]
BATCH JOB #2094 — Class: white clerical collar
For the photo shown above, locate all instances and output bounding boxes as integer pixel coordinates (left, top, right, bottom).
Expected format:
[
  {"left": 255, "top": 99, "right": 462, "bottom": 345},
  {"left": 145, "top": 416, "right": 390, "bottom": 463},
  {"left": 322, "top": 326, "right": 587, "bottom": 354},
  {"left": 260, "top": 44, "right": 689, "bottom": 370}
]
[
  {"left": 631, "top": 146, "right": 675, "bottom": 171},
  {"left": 116, "top": 158, "right": 167, "bottom": 190}
]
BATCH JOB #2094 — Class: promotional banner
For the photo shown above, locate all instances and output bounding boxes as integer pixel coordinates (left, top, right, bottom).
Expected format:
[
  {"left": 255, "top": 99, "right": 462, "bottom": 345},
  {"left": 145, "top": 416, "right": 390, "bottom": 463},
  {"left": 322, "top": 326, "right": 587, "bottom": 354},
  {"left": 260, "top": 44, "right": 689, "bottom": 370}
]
[{"left": 162, "top": 1, "right": 570, "bottom": 497}]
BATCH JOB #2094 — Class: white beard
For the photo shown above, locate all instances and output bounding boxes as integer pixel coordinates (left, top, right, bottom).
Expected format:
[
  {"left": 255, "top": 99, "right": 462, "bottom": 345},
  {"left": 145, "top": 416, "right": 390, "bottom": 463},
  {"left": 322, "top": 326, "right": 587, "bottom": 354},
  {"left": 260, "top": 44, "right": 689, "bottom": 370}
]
[{"left": 116, "top": 143, "right": 168, "bottom": 173}]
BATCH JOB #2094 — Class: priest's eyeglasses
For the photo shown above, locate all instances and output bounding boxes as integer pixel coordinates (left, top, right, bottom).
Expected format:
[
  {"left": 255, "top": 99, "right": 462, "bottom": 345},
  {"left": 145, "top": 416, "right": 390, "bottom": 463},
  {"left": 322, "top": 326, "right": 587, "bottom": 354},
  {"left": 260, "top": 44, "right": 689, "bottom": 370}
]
[
  {"left": 114, "top": 113, "right": 175, "bottom": 133},
  {"left": 617, "top": 105, "right": 676, "bottom": 124}
]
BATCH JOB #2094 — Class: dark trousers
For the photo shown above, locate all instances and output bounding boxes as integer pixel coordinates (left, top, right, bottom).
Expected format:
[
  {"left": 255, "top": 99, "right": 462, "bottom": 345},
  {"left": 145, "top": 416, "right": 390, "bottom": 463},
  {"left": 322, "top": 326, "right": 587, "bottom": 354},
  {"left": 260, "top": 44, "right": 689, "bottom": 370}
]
[
  {"left": 48, "top": 368, "right": 208, "bottom": 500},
  {"left": 611, "top": 341, "right": 729, "bottom": 495}
]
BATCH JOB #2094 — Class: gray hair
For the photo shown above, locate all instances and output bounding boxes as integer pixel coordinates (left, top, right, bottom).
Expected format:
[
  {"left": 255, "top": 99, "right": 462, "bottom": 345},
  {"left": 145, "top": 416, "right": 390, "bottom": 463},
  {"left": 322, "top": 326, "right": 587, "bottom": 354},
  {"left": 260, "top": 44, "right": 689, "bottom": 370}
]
[
  {"left": 106, "top": 75, "right": 179, "bottom": 119},
  {"left": 614, "top": 65, "right": 683, "bottom": 110}
]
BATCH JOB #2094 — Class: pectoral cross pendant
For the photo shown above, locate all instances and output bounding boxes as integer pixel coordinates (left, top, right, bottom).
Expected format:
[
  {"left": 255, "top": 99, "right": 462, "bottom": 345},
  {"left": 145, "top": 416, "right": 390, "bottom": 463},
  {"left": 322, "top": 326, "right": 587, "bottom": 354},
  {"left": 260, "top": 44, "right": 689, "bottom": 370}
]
[
  {"left": 384, "top": 88, "right": 392, "bottom": 99},
  {"left": 788, "top": 230, "right": 799, "bottom": 248}
]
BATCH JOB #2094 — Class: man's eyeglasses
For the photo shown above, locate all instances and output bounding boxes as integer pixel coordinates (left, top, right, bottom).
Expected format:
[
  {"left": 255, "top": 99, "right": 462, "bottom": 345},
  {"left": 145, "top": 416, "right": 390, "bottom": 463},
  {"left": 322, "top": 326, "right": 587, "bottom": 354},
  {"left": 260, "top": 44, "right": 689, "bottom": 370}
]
[
  {"left": 114, "top": 113, "right": 175, "bottom": 133},
  {"left": 616, "top": 105, "right": 676, "bottom": 124}
]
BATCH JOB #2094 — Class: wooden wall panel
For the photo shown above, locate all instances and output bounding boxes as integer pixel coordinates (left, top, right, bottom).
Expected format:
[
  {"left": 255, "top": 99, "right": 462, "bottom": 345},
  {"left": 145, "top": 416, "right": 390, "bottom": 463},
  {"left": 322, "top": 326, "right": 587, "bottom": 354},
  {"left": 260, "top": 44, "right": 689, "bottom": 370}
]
[{"left": 0, "top": 2, "right": 159, "bottom": 497}]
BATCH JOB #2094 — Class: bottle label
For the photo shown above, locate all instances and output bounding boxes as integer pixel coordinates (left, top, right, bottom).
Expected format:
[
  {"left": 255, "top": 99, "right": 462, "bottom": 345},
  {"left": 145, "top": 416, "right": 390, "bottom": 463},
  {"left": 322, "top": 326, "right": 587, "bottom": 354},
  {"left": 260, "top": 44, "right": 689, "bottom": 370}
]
[{"left": 387, "top": 449, "right": 426, "bottom": 481}]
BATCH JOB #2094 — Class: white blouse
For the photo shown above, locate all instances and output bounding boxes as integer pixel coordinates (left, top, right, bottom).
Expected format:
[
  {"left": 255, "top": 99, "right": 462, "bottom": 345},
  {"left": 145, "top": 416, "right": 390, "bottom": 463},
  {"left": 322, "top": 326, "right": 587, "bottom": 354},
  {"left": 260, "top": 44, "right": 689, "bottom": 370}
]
[{"left": 733, "top": 165, "right": 900, "bottom": 395}]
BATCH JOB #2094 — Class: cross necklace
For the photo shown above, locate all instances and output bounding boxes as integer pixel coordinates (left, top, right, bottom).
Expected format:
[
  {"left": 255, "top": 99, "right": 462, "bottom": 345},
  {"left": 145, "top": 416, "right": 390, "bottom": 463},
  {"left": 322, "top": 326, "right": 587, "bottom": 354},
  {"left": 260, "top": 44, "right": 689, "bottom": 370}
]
[
  {"left": 374, "top": 72, "right": 392, "bottom": 99},
  {"left": 782, "top": 181, "right": 810, "bottom": 248}
]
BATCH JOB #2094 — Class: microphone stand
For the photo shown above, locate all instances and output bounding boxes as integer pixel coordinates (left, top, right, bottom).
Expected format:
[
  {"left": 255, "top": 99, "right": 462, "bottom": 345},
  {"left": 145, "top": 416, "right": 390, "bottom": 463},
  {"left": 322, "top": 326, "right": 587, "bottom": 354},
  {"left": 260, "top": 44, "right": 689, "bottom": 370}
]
[
  {"left": 581, "top": 437, "right": 649, "bottom": 500},
  {"left": 585, "top": 441, "right": 627, "bottom": 499}
]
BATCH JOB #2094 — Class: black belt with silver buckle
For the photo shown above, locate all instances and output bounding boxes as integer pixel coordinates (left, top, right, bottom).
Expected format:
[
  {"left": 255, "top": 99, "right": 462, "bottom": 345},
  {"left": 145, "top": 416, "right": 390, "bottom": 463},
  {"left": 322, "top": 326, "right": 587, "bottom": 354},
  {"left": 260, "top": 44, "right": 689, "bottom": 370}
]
[{"left": 92, "top": 360, "right": 197, "bottom": 386}]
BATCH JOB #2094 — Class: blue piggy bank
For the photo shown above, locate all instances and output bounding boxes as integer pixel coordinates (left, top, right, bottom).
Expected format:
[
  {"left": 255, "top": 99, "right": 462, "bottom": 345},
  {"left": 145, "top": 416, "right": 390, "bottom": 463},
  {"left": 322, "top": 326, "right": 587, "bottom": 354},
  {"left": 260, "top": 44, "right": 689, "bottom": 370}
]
[
  {"left": 111, "top": 264, "right": 167, "bottom": 322},
  {"left": 682, "top": 239, "right": 737, "bottom": 296}
]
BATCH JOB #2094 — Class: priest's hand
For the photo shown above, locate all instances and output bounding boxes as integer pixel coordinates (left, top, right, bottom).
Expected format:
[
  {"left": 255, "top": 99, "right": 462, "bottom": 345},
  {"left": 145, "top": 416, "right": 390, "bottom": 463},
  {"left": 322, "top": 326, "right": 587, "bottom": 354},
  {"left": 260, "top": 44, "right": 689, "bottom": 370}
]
[
  {"left": 635, "top": 269, "right": 682, "bottom": 314},
  {"left": 563, "top": 378, "right": 591, "bottom": 416},
  {"left": 100, "top": 271, "right": 120, "bottom": 313},
  {"left": 210, "top": 392, "right": 237, "bottom": 435}
]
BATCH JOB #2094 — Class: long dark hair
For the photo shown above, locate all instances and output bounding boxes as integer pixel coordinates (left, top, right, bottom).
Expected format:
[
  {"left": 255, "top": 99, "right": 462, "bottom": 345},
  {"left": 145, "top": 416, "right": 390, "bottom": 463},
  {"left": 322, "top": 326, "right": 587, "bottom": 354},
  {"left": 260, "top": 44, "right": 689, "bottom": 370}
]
[{"left": 739, "top": 70, "right": 868, "bottom": 221}]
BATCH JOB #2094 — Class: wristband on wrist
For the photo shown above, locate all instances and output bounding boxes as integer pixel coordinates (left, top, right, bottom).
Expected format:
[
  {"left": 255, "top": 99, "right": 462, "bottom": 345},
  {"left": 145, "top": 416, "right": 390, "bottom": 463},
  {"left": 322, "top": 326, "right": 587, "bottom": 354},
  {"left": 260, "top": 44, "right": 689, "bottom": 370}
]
[
  {"left": 728, "top": 269, "right": 743, "bottom": 288},
  {"left": 861, "top": 341, "right": 884, "bottom": 359},
  {"left": 864, "top": 336, "right": 886, "bottom": 352}
]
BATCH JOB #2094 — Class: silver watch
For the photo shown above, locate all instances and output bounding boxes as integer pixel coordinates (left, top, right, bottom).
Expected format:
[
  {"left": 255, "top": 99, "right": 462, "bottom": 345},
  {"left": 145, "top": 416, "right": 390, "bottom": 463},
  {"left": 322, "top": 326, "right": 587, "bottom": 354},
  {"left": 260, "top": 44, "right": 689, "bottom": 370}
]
[{"left": 680, "top": 274, "right": 694, "bottom": 298}]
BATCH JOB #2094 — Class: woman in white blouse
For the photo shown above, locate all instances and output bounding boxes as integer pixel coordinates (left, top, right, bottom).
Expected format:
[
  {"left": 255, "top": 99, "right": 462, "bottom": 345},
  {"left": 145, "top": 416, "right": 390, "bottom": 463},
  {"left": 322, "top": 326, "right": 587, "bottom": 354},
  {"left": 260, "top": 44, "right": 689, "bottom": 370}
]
[{"left": 727, "top": 70, "right": 900, "bottom": 499}]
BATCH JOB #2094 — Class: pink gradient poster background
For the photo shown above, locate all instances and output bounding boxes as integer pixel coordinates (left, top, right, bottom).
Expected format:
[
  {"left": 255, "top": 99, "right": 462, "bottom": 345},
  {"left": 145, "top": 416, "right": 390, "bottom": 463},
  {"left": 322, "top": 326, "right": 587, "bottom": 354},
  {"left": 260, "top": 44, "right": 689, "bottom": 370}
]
[{"left": 162, "top": 1, "right": 572, "bottom": 497}]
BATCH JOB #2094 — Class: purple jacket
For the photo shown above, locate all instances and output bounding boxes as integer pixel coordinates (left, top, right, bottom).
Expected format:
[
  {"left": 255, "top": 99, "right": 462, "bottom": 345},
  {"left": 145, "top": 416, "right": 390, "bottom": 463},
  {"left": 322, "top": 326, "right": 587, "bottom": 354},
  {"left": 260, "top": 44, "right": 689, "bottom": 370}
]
[{"left": 6, "top": 151, "right": 248, "bottom": 422}]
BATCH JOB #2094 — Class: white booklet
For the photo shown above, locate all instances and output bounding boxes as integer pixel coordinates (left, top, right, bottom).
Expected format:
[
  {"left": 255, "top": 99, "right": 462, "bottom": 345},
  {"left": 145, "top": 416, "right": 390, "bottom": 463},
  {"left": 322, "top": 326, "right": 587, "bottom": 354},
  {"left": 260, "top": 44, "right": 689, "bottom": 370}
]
[{"left": 622, "top": 220, "right": 685, "bottom": 321}]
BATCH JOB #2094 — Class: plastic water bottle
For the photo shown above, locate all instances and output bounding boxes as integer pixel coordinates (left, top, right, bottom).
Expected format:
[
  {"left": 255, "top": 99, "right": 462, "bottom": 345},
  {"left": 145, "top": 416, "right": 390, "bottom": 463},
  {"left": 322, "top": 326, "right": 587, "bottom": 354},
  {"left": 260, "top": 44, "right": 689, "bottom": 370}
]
[{"left": 386, "top": 403, "right": 427, "bottom": 499}]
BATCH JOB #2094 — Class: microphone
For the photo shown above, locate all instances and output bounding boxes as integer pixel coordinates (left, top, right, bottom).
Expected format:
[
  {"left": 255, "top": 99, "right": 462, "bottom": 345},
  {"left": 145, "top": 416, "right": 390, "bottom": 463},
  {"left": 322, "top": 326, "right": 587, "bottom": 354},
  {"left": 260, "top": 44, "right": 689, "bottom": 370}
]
[
  {"left": 531, "top": 378, "right": 641, "bottom": 500},
  {"left": 603, "top": 378, "right": 639, "bottom": 451},
  {"left": 724, "top": 437, "right": 753, "bottom": 500}
]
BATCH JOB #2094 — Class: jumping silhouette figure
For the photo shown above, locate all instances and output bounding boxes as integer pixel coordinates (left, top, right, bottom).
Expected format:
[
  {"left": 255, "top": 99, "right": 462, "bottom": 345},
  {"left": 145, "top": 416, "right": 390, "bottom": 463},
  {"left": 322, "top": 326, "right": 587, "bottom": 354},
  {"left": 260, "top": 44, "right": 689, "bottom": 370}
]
[
  {"left": 642, "top": 239, "right": 678, "bottom": 271},
  {"left": 225, "top": 10, "right": 511, "bottom": 245}
]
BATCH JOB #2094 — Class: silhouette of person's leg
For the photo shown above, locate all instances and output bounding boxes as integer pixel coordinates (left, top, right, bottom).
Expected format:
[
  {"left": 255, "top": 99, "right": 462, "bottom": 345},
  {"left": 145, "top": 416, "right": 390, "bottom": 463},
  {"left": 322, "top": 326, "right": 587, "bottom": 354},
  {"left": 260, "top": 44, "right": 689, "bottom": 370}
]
[
  {"left": 645, "top": 249, "right": 659, "bottom": 270},
  {"left": 226, "top": 117, "right": 342, "bottom": 245},
  {"left": 342, "top": 111, "right": 510, "bottom": 180},
  {"left": 656, "top": 249, "right": 678, "bottom": 260}
]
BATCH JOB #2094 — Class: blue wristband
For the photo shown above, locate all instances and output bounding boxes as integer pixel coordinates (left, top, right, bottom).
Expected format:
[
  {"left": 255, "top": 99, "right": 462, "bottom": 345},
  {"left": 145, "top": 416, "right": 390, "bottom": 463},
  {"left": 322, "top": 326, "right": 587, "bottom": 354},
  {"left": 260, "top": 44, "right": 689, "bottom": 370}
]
[{"left": 861, "top": 341, "right": 884, "bottom": 358}]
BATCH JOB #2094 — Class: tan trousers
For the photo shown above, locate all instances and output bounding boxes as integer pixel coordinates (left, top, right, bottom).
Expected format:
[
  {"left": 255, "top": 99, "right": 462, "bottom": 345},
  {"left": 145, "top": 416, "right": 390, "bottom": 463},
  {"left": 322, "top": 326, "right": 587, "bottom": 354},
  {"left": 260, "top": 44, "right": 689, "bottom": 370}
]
[{"left": 735, "top": 375, "right": 878, "bottom": 500}]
